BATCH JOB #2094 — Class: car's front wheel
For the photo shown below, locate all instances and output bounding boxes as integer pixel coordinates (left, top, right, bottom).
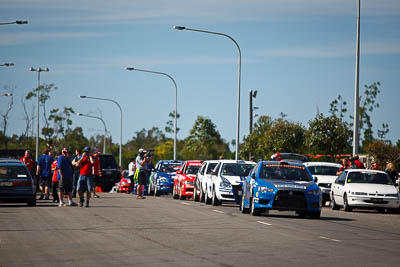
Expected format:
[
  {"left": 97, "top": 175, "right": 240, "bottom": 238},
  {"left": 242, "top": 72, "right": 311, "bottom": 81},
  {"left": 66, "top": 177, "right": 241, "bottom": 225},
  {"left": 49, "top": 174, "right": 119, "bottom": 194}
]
[
  {"left": 343, "top": 194, "right": 352, "bottom": 212},
  {"left": 331, "top": 194, "right": 340, "bottom": 210},
  {"left": 193, "top": 187, "right": 199, "bottom": 202},
  {"left": 172, "top": 185, "right": 179, "bottom": 199},
  {"left": 154, "top": 183, "right": 160, "bottom": 196},
  {"left": 212, "top": 188, "right": 221, "bottom": 206},
  {"left": 27, "top": 196, "right": 36, "bottom": 207},
  {"left": 241, "top": 193, "right": 250, "bottom": 214},
  {"left": 250, "top": 197, "right": 261, "bottom": 216},
  {"left": 205, "top": 188, "right": 211, "bottom": 205},
  {"left": 179, "top": 186, "right": 186, "bottom": 200},
  {"left": 309, "top": 211, "right": 321, "bottom": 219},
  {"left": 199, "top": 187, "right": 205, "bottom": 203}
]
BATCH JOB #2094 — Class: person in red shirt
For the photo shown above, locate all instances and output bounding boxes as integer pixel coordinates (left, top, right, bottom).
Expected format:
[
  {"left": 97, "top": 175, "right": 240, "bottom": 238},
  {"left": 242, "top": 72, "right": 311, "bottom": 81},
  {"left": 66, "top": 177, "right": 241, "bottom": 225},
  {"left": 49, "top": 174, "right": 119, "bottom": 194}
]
[
  {"left": 351, "top": 154, "right": 365, "bottom": 169},
  {"left": 76, "top": 146, "right": 95, "bottom": 207},
  {"left": 92, "top": 150, "right": 101, "bottom": 198},
  {"left": 20, "top": 150, "right": 36, "bottom": 175},
  {"left": 51, "top": 152, "right": 60, "bottom": 203},
  {"left": 336, "top": 158, "right": 350, "bottom": 176}
]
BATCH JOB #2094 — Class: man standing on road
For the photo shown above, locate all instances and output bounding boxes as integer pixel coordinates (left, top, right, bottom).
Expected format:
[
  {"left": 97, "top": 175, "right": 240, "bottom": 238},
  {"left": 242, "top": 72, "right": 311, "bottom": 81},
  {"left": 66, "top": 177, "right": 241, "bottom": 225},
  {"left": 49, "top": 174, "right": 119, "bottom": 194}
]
[
  {"left": 57, "top": 148, "right": 77, "bottom": 207},
  {"left": 92, "top": 149, "right": 101, "bottom": 198},
  {"left": 71, "top": 149, "right": 82, "bottom": 198},
  {"left": 136, "top": 148, "right": 149, "bottom": 199},
  {"left": 76, "top": 146, "right": 95, "bottom": 207},
  {"left": 128, "top": 158, "right": 136, "bottom": 193},
  {"left": 36, "top": 149, "right": 54, "bottom": 200}
]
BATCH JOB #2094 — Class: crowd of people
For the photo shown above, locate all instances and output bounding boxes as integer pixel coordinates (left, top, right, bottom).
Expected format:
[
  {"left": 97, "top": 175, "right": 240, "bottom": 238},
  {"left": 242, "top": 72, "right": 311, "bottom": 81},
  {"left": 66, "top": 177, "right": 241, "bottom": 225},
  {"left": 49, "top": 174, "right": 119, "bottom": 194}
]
[{"left": 19, "top": 146, "right": 102, "bottom": 207}]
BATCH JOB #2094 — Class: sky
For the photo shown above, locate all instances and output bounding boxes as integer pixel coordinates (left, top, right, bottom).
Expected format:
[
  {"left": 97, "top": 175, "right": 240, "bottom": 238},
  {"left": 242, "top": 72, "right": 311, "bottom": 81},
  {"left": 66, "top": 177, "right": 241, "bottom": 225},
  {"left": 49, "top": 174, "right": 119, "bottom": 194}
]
[{"left": 1, "top": 0, "right": 399, "bottom": 151}]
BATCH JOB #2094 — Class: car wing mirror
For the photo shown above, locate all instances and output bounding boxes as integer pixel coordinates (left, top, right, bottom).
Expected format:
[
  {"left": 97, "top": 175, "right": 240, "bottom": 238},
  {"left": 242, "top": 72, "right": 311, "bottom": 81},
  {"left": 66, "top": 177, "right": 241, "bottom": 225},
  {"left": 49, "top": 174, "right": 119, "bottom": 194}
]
[{"left": 176, "top": 170, "right": 182, "bottom": 175}]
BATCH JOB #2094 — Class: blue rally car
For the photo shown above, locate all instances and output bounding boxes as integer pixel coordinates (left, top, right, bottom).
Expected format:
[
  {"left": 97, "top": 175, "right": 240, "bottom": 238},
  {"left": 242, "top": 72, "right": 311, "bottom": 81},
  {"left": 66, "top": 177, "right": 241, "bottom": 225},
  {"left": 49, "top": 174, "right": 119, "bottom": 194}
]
[
  {"left": 241, "top": 160, "right": 322, "bottom": 218},
  {"left": 148, "top": 160, "right": 183, "bottom": 196}
]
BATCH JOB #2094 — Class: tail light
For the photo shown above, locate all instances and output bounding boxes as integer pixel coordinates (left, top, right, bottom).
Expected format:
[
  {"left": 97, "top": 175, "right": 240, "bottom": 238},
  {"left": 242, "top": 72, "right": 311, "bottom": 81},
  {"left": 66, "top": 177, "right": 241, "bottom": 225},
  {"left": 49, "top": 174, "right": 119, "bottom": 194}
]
[{"left": 13, "top": 180, "right": 32, "bottom": 186}]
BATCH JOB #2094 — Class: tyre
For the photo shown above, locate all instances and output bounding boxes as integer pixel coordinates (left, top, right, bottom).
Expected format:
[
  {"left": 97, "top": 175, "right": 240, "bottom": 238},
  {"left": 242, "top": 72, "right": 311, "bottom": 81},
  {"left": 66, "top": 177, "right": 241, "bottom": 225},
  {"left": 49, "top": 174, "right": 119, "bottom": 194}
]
[
  {"left": 179, "top": 186, "right": 186, "bottom": 200},
  {"left": 154, "top": 183, "right": 160, "bottom": 196},
  {"left": 199, "top": 187, "right": 205, "bottom": 203},
  {"left": 377, "top": 208, "right": 386, "bottom": 214},
  {"left": 205, "top": 189, "right": 212, "bottom": 205},
  {"left": 148, "top": 183, "right": 154, "bottom": 195},
  {"left": 193, "top": 187, "right": 199, "bottom": 202},
  {"left": 172, "top": 185, "right": 179, "bottom": 199},
  {"left": 298, "top": 211, "right": 307, "bottom": 218},
  {"left": 309, "top": 211, "right": 321, "bottom": 219},
  {"left": 212, "top": 188, "right": 221, "bottom": 206},
  {"left": 27, "top": 196, "right": 36, "bottom": 207},
  {"left": 331, "top": 195, "right": 340, "bottom": 210},
  {"left": 241, "top": 193, "right": 250, "bottom": 214},
  {"left": 343, "top": 194, "right": 352, "bottom": 212},
  {"left": 250, "top": 197, "right": 261, "bottom": 216},
  {"left": 321, "top": 200, "right": 326, "bottom": 207}
]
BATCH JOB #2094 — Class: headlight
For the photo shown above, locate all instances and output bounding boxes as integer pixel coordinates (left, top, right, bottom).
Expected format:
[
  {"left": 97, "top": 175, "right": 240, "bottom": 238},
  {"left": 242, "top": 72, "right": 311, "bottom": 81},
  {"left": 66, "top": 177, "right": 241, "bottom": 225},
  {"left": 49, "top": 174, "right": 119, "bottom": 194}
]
[
  {"left": 386, "top": 194, "right": 399, "bottom": 198},
  {"left": 307, "top": 188, "right": 321, "bottom": 195},
  {"left": 258, "top": 186, "right": 274, "bottom": 193},
  {"left": 220, "top": 176, "right": 232, "bottom": 189}
]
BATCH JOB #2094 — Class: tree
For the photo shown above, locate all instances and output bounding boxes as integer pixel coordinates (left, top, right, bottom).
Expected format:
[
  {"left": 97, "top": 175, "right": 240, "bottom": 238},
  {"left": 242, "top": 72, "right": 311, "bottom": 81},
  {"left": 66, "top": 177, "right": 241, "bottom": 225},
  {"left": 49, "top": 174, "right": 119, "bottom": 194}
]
[
  {"left": 180, "top": 116, "right": 230, "bottom": 160},
  {"left": 365, "top": 141, "right": 400, "bottom": 170},
  {"left": 165, "top": 110, "right": 180, "bottom": 135},
  {"left": 0, "top": 86, "right": 14, "bottom": 148},
  {"left": 240, "top": 116, "right": 273, "bottom": 159},
  {"left": 329, "top": 94, "right": 347, "bottom": 120},
  {"left": 306, "top": 113, "right": 352, "bottom": 156}
]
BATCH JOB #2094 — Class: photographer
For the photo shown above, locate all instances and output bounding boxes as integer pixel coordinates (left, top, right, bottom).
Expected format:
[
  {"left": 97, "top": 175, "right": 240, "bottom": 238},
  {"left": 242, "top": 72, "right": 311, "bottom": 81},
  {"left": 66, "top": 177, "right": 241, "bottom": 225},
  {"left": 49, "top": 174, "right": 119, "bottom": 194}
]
[{"left": 135, "top": 148, "right": 150, "bottom": 199}]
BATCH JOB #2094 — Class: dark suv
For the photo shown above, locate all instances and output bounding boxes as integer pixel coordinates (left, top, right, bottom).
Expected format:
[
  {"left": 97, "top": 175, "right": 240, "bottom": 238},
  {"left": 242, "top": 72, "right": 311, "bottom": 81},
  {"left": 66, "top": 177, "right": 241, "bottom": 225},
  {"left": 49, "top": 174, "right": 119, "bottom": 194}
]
[{"left": 97, "top": 154, "right": 120, "bottom": 192}]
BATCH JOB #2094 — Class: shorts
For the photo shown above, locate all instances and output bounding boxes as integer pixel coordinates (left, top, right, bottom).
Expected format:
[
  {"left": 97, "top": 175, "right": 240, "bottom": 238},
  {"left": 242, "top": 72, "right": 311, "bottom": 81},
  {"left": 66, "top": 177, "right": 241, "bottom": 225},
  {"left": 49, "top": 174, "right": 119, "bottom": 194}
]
[
  {"left": 77, "top": 175, "right": 94, "bottom": 192},
  {"left": 58, "top": 178, "right": 73, "bottom": 194},
  {"left": 39, "top": 175, "right": 52, "bottom": 187},
  {"left": 137, "top": 170, "right": 147, "bottom": 186}
]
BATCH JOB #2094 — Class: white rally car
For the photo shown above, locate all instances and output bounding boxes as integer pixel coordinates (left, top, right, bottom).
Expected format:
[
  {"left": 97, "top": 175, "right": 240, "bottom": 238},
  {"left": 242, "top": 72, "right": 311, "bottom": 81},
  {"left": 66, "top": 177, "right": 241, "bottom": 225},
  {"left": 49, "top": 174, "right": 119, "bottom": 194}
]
[
  {"left": 331, "top": 169, "right": 400, "bottom": 213},
  {"left": 205, "top": 160, "right": 256, "bottom": 206},
  {"left": 304, "top": 162, "right": 341, "bottom": 206},
  {"left": 194, "top": 160, "right": 219, "bottom": 202}
]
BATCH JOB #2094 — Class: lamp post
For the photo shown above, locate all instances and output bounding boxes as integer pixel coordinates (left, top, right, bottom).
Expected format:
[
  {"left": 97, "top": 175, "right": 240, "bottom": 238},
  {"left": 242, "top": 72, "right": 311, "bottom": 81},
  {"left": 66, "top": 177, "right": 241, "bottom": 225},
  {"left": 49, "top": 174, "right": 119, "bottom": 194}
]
[
  {"left": 125, "top": 67, "right": 178, "bottom": 160},
  {"left": 77, "top": 113, "right": 108, "bottom": 154},
  {"left": 0, "top": 20, "right": 28, "bottom": 26},
  {"left": 174, "top": 25, "right": 242, "bottom": 160},
  {"left": 0, "top": 63, "right": 14, "bottom": 67},
  {"left": 353, "top": 0, "right": 361, "bottom": 155},
  {"left": 79, "top": 95, "right": 122, "bottom": 167},
  {"left": 0, "top": 93, "right": 13, "bottom": 97},
  {"left": 249, "top": 90, "right": 258, "bottom": 134},
  {"left": 29, "top": 67, "right": 49, "bottom": 161}
]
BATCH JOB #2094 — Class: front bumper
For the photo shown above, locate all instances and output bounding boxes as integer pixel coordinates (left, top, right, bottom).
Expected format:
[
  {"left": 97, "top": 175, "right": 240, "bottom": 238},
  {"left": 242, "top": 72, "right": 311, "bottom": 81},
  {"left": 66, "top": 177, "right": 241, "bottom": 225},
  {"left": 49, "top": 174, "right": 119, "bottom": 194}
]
[
  {"left": 253, "top": 190, "right": 321, "bottom": 211},
  {"left": 347, "top": 196, "right": 400, "bottom": 209},
  {"left": 180, "top": 185, "right": 194, "bottom": 196},
  {"left": 157, "top": 183, "right": 173, "bottom": 192}
]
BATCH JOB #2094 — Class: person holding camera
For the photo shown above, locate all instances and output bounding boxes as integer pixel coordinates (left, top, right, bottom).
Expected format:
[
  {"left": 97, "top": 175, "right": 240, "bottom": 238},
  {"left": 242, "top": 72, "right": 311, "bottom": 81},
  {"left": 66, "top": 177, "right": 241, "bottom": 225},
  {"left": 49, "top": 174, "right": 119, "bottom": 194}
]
[
  {"left": 136, "top": 148, "right": 150, "bottom": 199},
  {"left": 76, "top": 146, "right": 95, "bottom": 207}
]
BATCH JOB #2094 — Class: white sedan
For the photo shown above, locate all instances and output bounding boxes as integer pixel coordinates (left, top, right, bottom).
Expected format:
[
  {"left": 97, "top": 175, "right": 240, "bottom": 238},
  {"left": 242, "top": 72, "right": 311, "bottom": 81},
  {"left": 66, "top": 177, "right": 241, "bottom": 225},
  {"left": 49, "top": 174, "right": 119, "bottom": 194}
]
[{"left": 331, "top": 169, "right": 400, "bottom": 213}]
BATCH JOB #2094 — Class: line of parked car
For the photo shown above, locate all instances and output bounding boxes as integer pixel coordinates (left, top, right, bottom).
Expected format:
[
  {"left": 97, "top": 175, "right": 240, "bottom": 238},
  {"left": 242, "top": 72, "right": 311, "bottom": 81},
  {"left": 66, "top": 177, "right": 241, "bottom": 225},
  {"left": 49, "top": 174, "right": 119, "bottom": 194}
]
[{"left": 115, "top": 153, "right": 400, "bottom": 218}]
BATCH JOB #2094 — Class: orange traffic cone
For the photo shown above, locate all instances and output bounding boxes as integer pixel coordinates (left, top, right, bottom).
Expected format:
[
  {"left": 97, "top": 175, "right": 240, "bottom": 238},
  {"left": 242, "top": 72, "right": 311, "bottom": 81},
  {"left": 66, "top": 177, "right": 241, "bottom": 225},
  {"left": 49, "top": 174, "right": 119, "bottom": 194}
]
[{"left": 96, "top": 186, "right": 103, "bottom": 193}]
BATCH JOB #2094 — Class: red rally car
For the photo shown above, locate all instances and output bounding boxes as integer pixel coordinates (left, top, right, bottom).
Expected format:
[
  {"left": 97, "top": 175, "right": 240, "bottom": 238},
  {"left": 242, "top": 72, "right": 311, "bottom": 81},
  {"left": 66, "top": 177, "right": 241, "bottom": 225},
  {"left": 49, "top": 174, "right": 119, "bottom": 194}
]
[{"left": 172, "top": 160, "right": 203, "bottom": 200}]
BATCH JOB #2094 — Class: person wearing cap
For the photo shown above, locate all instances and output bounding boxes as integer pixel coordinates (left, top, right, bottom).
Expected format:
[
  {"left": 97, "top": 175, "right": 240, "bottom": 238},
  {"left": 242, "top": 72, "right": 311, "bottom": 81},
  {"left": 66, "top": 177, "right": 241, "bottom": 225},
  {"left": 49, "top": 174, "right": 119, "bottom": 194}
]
[
  {"left": 76, "top": 146, "right": 95, "bottom": 207},
  {"left": 92, "top": 149, "right": 101, "bottom": 198},
  {"left": 57, "top": 148, "right": 77, "bottom": 207},
  {"left": 136, "top": 148, "right": 150, "bottom": 199}
]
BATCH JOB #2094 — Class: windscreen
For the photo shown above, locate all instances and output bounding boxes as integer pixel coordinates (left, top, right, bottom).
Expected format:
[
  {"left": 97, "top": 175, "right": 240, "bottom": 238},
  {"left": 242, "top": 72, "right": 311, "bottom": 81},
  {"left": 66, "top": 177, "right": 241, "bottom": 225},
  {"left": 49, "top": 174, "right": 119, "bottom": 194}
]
[
  {"left": 347, "top": 172, "right": 393, "bottom": 185},
  {"left": 100, "top": 155, "right": 118, "bottom": 169},
  {"left": 0, "top": 166, "right": 30, "bottom": 180},
  {"left": 185, "top": 166, "right": 200, "bottom": 175},
  {"left": 221, "top": 163, "right": 254, "bottom": 176},
  {"left": 160, "top": 164, "right": 182, "bottom": 173},
  {"left": 260, "top": 164, "right": 313, "bottom": 181},
  {"left": 307, "top": 166, "right": 340, "bottom": 176}
]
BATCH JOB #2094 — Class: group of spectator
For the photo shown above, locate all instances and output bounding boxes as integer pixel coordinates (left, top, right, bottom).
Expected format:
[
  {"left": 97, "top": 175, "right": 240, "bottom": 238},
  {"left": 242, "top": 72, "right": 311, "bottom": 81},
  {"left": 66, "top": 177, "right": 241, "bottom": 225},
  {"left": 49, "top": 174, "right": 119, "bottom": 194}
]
[
  {"left": 127, "top": 148, "right": 154, "bottom": 199},
  {"left": 336, "top": 154, "right": 399, "bottom": 186},
  {"left": 20, "top": 146, "right": 102, "bottom": 207}
]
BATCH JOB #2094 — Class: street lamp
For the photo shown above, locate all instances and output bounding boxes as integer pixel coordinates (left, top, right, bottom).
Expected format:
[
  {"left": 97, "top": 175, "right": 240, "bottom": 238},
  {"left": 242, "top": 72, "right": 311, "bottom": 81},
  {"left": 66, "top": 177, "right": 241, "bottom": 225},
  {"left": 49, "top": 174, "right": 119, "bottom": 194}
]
[
  {"left": 29, "top": 67, "right": 49, "bottom": 161},
  {"left": 174, "top": 25, "right": 242, "bottom": 160},
  {"left": 0, "top": 20, "right": 28, "bottom": 25},
  {"left": 79, "top": 95, "right": 123, "bottom": 167},
  {"left": 0, "top": 63, "right": 14, "bottom": 67},
  {"left": 77, "top": 113, "right": 108, "bottom": 154},
  {"left": 0, "top": 93, "right": 13, "bottom": 97},
  {"left": 125, "top": 66, "right": 178, "bottom": 160},
  {"left": 249, "top": 90, "right": 258, "bottom": 134},
  {"left": 353, "top": 0, "right": 361, "bottom": 155}
]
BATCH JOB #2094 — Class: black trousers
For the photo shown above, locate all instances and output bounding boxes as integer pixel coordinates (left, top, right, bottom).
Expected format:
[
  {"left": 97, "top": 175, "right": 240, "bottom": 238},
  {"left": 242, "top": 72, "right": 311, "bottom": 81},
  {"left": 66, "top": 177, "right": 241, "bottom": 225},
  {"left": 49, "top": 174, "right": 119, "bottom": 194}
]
[{"left": 52, "top": 181, "right": 59, "bottom": 201}]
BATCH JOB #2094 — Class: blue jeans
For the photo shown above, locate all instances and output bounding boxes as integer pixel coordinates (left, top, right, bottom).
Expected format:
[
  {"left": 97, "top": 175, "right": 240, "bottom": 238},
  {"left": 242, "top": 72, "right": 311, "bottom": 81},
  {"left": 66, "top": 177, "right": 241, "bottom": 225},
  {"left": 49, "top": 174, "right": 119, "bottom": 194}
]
[{"left": 77, "top": 175, "right": 94, "bottom": 193}]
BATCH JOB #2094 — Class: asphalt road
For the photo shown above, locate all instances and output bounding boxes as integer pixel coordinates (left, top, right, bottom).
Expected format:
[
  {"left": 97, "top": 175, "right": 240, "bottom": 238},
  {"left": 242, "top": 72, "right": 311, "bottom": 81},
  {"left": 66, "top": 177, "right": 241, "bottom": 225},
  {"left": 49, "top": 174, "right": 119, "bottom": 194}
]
[{"left": 0, "top": 193, "right": 399, "bottom": 267}]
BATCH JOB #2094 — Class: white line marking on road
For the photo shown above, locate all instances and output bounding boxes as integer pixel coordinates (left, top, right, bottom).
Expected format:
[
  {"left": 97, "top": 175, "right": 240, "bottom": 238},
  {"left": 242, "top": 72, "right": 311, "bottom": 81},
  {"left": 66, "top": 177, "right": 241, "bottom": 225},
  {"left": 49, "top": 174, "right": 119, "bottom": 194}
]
[
  {"left": 212, "top": 210, "right": 224, "bottom": 214},
  {"left": 256, "top": 221, "right": 272, "bottom": 226},
  {"left": 319, "top": 236, "right": 341, "bottom": 242},
  {"left": 181, "top": 202, "right": 191, "bottom": 205}
]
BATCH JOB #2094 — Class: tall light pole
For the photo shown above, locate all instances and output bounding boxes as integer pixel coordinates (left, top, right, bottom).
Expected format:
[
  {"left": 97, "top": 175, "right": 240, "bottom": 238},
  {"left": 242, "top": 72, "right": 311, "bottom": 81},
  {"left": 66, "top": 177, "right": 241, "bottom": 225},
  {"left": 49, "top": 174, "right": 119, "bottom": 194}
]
[
  {"left": 0, "top": 93, "right": 13, "bottom": 97},
  {"left": 0, "top": 63, "right": 14, "bottom": 67},
  {"left": 0, "top": 20, "right": 28, "bottom": 26},
  {"left": 79, "top": 95, "right": 122, "bottom": 167},
  {"left": 29, "top": 67, "right": 49, "bottom": 161},
  {"left": 77, "top": 113, "right": 108, "bottom": 154},
  {"left": 353, "top": 0, "right": 361, "bottom": 155},
  {"left": 249, "top": 90, "right": 258, "bottom": 134},
  {"left": 125, "top": 67, "right": 178, "bottom": 160},
  {"left": 173, "top": 25, "right": 242, "bottom": 160}
]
